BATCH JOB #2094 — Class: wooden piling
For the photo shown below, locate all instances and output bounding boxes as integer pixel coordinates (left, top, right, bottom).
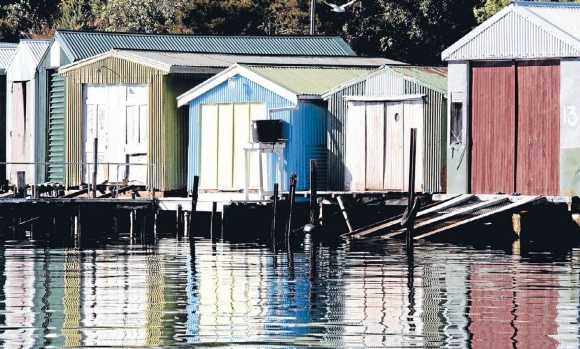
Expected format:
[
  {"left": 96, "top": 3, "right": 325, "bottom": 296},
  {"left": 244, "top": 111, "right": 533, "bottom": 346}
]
[
  {"left": 210, "top": 202, "right": 218, "bottom": 242},
  {"left": 337, "top": 196, "right": 353, "bottom": 233},
  {"left": 92, "top": 138, "right": 98, "bottom": 198},
  {"left": 271, "top": 183, "right": 279, "bottom": 249},
  {"left": 177, "top": 204, "right": 184, "bottom": 237},
  {"left": 189, "top": 176, "right": 200, "bottom": 237},
  {"left": 405, "top": 128, "right": 417, "bottom": 250},
  {"left": 512, "top": 213, "right": 522, "bottom": 238},
  {"left": 285, "top": 174, "right": 297, "bottom": 239},
  {"left": 309, "top": 160, "right": 319, "bottom": 226},
  {"left": 16, "top": 171, "right": 26, "bottom": 198}
]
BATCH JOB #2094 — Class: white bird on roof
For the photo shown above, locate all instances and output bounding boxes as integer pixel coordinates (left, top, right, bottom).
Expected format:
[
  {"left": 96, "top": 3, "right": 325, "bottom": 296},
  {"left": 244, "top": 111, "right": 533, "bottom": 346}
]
[{"left": 325, "top": 0, "right": 357, "bottom": 12}]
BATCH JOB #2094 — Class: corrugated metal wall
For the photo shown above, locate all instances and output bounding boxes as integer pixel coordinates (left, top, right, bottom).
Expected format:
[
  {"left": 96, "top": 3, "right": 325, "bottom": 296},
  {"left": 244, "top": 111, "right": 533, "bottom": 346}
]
[
  {"left": 47, "top": 71, "right": 66, "bottom": 183},
  {"left": 326, "top": 69, "right": 447, "bottom": 192},
  {"left": 61, "top": 56, "right": 202, "bottom": 191},
  {"left": 516, "top": 60, "right": 560, "bottom": 195},
  {"left": 470, "top": 62, "right": 516, "bottom": 194},
  {"left": 326, "top": 80, "right": 365, "bottom": 190},
  {"left": 0, "top": 75, "right": 5, "bottom": 181}
]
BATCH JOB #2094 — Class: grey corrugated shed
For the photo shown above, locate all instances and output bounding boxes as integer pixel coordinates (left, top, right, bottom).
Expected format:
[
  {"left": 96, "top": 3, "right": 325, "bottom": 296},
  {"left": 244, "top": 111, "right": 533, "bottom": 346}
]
[
  {"left": 323, "top": 65, "right": 448, "bottom": 191},
  {"left": 0, "top": 44, "right": 17, "bottom": 72},
  {"left": 55, "top": 31, "right": 356, "bottom": 61},
  {"left": 443, "top": 1, "right": 580, "bottom": 61},
  {"left": 21, "top": 40, "right": 50, "bottom": 65}
]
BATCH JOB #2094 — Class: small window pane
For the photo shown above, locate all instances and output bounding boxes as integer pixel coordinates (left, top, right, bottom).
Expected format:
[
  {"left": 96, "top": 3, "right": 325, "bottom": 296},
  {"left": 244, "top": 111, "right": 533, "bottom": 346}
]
[{"left": 450, "top": 102, "right": 463, "bottom": 145}]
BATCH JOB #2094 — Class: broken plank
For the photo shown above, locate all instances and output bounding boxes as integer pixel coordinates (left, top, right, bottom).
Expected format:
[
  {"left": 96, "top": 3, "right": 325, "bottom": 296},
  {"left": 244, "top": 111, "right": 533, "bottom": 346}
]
[
  {"left": 414, "top": 196, "right": 544, "bottom": 240},
  {"left": 342, "top": 194, "right": 464, "bottom": 239},
  {"left": 347, "top": 194, "right": 467, "bottom": 239},
  {"left": 383, "top": 196, "right": 508, "bottom": 239}
]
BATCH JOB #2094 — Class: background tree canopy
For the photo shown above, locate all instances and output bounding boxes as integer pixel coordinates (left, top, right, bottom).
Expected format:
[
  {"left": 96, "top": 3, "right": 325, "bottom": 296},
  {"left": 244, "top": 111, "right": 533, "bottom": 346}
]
[{"left": 1, "top": 0, "right": 569, "bottom": 65}]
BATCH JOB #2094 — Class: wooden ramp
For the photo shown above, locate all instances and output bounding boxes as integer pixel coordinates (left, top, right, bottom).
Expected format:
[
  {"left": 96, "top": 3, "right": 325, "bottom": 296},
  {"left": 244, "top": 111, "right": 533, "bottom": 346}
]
[{"left": 344, "top": 194, "right": 546, "bottom": 240}]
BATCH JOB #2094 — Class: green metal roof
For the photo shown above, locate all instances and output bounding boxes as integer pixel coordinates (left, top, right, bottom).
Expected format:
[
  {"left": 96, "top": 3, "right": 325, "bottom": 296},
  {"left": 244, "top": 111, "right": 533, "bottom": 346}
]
[
  {"left": 243, "top": 65, "right": 372, "bottom": 96},
  {"left": 55, "top": 30, "right": 356, "bottom": 62},
  {"left": 389, "top": 66, "right": 447, "bottom": 93}
]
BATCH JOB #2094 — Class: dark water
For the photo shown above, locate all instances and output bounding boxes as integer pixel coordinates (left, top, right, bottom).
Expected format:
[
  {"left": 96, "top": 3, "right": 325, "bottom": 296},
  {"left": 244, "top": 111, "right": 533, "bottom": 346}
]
[{"left": 1, "top": 234, "right": 579, "bottom": 348}]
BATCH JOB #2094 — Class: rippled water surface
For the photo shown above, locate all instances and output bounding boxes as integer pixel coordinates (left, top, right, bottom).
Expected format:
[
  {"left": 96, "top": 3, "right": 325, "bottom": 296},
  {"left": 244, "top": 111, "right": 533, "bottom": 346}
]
[{"left": 1, "top": 235, "right": 580, "bottom": 348}]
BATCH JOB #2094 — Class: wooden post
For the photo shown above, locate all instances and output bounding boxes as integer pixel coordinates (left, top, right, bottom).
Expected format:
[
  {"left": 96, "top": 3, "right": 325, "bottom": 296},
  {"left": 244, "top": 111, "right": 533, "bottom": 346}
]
[
  {"left": 189, "top": 176, "right": 199, "bottom": 237},
  {"left": 210, "top": 202, "right": 217, "bottom": 242},
  {"left": 285, "top": 174, "right": 297, "bottom": 239},
  {"left": 337, "top": 195, "right": 353, "bottom": 233},
  {"left": 271, "top": 183, "right": 279, "bottom": 249},
  {"left": 177, "top": 204, "right": 183, "bottom": 238},
  {"left": 512, "top": 213, "right": 522, "bottom": 238},
  {"left": 92, "top": 138, "right": 98, "bottom": 198},
  {"left": 309, "top": 160, "right": 319, "bottom": 226},
  {"left": 184, "top": 212, "right": 190, "bottom": 238},
  {"left": 16, "top": 171, "right": 26, "bottom": 198},
  {"left": 406, "top": 128, "right": 417, "bottom": 250}
]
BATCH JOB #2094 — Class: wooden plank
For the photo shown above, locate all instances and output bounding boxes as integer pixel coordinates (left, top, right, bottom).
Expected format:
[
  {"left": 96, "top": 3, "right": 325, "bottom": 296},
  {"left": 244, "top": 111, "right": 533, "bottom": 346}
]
[
  {"left": 346, "top": 194, "right": 470, "bottom": 239},
  {"left": 414, "top": 196, "right": 544, "bottom": 240},
  {"left": 233, "top": 104, "right": 250, "bottom": 189},
  {"left": 365, "top": 102, "right": 385, "bottom": 190},
  {"left": 384, "top": 102, "right": 405, "bottom": 190},
  {"left": 200, "top": 104, "right": 219, "bottom": 188},
  {"left": 218, "top": 104, "right": 234, "bottom": 188},
  {"left": 413, "top": 197, "right": 508, "bottom": 230},
  {"left": 345, "top": 101, "right": 367, "bottom": 191}
]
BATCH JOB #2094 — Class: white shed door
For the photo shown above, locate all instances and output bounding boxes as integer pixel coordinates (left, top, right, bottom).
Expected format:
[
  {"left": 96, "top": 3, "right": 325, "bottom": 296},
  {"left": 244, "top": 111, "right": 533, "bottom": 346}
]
[
  {"left": 200, "top": 103, "right": 266, "bottom": 190},
  {"left": 83, "top": 84, "right": 148, "bottom": 185}
]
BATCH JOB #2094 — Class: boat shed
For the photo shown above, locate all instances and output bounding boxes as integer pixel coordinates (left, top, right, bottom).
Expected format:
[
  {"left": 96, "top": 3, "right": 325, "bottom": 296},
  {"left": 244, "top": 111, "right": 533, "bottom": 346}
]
[
  {"left": 6, "top": 39, "right": 50, "bottom": 185},
  {"left": 177, "top": 64, "right": 374, "bottom": 192},
  {"left": 0, "top": 43, "right": 17, "bottom": 183},
  {"left": 36, "top": 30, "right": 358, "bottom": 187},
  {"left": 322, "top": 65, "right": 447, "bottom": 192},
  {"left": 442, "top": 1, "right": 580, "bottom": 196}
]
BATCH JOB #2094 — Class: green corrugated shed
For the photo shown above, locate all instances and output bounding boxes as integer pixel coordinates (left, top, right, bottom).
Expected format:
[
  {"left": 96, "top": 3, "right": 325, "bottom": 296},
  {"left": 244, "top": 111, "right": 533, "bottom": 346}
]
[
  {"left": 243, "top": 66, "right": 372, "bottom": 96},
  {"left": 37, "top": 30, "right": 358, "bottom": 186}
]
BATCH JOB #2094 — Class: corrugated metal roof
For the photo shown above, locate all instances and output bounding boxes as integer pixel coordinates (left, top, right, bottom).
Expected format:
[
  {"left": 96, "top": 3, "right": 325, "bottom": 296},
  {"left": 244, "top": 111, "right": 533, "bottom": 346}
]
[
  {"left": 118, "top": 50, "right": 403, "bottom": 69},
  {"left": 389, "top": 66, "right": 447, "bottom": 93},
  {"left": 0, "top": 44, "right": 17, "bottom": 70},
  {"left": 55, "top": 30, "right": 357, "bottom": 61},
  {"left": 21, "top": 39, "right": 50, "bottom": 65},
  {"left": 243, "top": 65, "right": 372, "bottom": 96},
  {"left": 322, "top": 65, "right": 447, "bottom": 98},
  {"left": 442, "top": 1, "right": 580, "bottom": 60},
  {"left": 59, "top": 49, "right": 395, "bottom": 75}
]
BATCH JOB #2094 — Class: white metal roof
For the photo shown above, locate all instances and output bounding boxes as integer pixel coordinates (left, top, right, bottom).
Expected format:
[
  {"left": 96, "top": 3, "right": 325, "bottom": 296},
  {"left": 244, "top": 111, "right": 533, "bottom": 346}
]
[
  {"left": 442, "top": 1, "right": 580, "bottom": 61},
  {"left": 0, "top": 44, "right": 17, "bottom": 72},
  {"left": 59, "top": 49, "right": 401, "bottom": 74}
]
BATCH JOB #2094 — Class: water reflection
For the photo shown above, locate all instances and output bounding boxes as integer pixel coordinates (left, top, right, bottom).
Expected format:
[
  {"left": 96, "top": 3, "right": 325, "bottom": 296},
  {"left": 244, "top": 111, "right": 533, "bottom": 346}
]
[{"left": 0, "top": 236, "right": 579, "bottom": 347}]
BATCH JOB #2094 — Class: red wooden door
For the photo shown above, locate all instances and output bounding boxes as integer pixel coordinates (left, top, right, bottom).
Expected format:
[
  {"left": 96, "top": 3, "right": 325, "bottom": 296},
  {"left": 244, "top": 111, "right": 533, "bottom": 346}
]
[
  {"left": 470, "top": 62, "right": 516, "bottom": 194},
  {"left": 515, "top": 60, "right": 560, "bottom": 195}
]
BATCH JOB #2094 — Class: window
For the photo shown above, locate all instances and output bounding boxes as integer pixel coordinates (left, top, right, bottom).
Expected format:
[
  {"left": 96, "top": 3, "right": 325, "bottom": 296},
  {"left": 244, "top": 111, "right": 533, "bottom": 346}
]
[{"left": 450, "top": 102, "right": 463, "bottom": 145}]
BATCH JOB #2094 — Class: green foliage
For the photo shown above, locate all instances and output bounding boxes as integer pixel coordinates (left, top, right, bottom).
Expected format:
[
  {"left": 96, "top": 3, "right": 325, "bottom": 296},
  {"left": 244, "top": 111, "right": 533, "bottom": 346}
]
[
  {"left": 473, "top": 0, "right": 510, "bottom": 23},
  {"left": 0, "top": 0, "right": 489, "bottom": 64}
]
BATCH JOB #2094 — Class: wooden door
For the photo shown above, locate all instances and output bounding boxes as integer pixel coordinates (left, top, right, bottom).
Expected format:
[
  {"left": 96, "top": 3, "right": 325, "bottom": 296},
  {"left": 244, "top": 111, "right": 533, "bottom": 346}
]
[
  {"left": 124, "top": 85, "right": 148, "bottom": 184},
  {"left": 403, "top": 100, "right": 424, "bottom": 192},
  {"left": 345, "top": 101, "right": 366, "bottom": 191},
  {"left": 365, "top": 102, "right": 386, "bottom": 190},
  {"left": 10, "top": 82, "right": 28, "bottom": 182},
  {"left": 384, "top": 102, "right": 405, "bottom": 190},
  {"left": 200, "top": 103, "right": 266, "bottom": 189},
  {"left": 470, "top": 62, "right": 516, "bottom": 194},
  {"left": 515, "top": 60, "right": 559, "bottom": 195}
]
